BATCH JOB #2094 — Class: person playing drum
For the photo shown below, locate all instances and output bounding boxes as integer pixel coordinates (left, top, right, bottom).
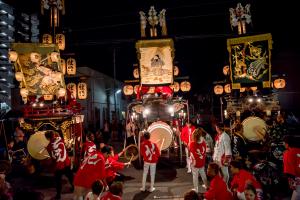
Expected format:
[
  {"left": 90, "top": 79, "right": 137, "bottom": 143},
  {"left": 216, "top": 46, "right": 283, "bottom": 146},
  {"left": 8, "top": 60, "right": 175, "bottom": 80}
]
[
  {"left": 140, "top": 131, "right": 160, "bottom": 192},
  {"left": 212, "top": 122, "right": 232, "bottom": 185},
  {"left": 180, "top": 121, "right": 196, "bottom": 173}
]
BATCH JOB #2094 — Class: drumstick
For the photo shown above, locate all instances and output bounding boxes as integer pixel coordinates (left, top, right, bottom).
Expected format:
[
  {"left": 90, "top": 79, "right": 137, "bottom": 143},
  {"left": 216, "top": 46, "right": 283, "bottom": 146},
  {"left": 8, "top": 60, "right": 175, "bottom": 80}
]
[
  {"left": 160, "top": 138, "right": 165, "bottom": 152},
  {"left": 38, "top": 147, "right": 46, "bottom": 154},
  {"left": 127, "top": 154, "right": 134, "bottom": 168}
]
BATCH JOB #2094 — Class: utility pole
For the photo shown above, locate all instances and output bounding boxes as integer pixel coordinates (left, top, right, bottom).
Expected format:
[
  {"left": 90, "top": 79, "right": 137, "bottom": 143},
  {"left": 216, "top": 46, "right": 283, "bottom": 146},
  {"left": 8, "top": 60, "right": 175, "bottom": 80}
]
[{"left": 113, "top": 47, "right": 117, "bottom": 120}]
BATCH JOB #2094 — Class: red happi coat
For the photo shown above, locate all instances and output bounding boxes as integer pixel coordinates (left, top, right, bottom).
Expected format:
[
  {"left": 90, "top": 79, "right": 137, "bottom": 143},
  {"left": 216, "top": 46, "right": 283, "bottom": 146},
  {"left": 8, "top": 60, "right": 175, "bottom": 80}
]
[
  {"left": 204, "top": 175, "right": 233, "bottom": 200},
  {"left": 140, "top": 140, "right": 160, "bottom": 163},
  {"left": 230, "top": 169, "right": 262, "bottom": 193},
  {"left": 47, "top": 136, "right": 71, "bottom": 170},
  {"left": 105, "top": 155, "right": 125, "bottom": 183},
  {"left": 74, "top": 151, "right": 106, "bottom": 188},
  {"left": 180, "top": 125, "right": 196, "bottom": 145},
  {"left": 82, "top": 140, "right": 96, "bottom": 158},
  {"left": 189, "top": 140, "right": 206, "bottom": 168},
  {"left": 284, "top": 147, "right": 300, "bottom": 177},
  {"left": 100, "top": 192, "right": 121, "bottom": 200}
]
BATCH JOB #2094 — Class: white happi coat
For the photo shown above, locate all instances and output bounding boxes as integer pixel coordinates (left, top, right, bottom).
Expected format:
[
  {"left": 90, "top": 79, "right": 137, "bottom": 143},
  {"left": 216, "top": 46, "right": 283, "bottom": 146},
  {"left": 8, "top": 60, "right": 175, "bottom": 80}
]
[{"left": 213, "top": 131, "right": 232, "bottom": 166}]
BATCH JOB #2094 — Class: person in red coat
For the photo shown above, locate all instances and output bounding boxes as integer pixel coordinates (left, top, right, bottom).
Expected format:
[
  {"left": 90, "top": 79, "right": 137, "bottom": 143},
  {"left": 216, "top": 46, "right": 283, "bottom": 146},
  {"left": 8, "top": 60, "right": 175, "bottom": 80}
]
[
  {"left": 230, "top": 160, "right": 263, "bottom": 200},
  {"left": 81, "top": 132, "right": 96, "bottom": 159},
  {"left": 73, "top": 146, "right": 108, "bottom": 200},
  {"left": 140, "top": 131, "right": 160, "bottom": 192},
  {"left": 189, "top": 128, "right": 208, "bottom": 192},
  {"left": 180, "top": 121, "right": 196, "bottom": 173},
  {"left": 204, "top": 162, "right": 233, "bottom": 200},
  {"left": 283, "top": 135, "right": 300, "bottom": 200},
  {"left": 45, "top": 131, "right": 74, "bottom": 200},
  {"left": 101, "top": 182, "right": 123, "bottom": 200}
]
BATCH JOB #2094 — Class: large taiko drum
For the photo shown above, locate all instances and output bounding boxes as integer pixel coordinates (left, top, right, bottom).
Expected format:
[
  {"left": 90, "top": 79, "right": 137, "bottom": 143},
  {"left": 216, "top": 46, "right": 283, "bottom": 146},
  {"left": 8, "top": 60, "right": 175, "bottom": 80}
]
[
  {"left": 27, "top": 131, "right": 50, "bottom": 160},
  {"left": 242, "top": 117, "right": 267, "bottom": 142},
  {"left": 148, "top": 121, "right": 173, "bottom": 151}
]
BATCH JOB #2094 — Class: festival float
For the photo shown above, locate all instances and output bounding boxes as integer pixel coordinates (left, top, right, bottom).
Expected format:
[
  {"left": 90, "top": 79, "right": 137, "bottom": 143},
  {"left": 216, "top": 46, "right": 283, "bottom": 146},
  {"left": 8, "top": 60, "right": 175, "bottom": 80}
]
[
  {"left": 7, "top": 0, "right": 84, "bottom": 172},
  {"left": 122, "top": 6, "right": 192, "bottom": 165},
  {"left": 213, "top": 3, "right": 287, "bottom": 194}
]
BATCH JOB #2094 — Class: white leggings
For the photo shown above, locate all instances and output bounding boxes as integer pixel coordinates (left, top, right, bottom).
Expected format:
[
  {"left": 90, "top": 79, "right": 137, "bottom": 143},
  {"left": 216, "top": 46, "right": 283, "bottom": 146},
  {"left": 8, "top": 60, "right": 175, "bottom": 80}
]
[
  {"left": 220, "top": 165, "right": 229, "bottom": 185},
  {"left": 191, "top": 166, "right": 207, "bottom": 192},
  {"left": 185, "top": 147, "right": 191, "bottom": 171},
  {"left": 141, "top": 162, "right": 156, "bottom": 190}
]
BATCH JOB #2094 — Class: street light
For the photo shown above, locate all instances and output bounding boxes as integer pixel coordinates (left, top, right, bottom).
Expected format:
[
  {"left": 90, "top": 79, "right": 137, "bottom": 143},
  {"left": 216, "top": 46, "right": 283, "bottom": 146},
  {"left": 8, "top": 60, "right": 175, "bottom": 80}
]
[{"left": 114, "top": 88, "right": 121, "bottom": 119}]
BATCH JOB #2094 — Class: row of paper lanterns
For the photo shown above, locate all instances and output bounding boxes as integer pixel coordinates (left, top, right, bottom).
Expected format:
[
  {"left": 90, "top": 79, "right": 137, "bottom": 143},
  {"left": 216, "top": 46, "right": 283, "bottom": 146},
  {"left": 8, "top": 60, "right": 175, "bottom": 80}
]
[
  {"left": 123, "top": 81, "right": 191, "bottom": 96},
  {"left": 132, "top": 66, "right": 180, "bottom": 79},
  {"left": 214, "top": 78, "right": 286, "bottom": 95},
  {"left": 67, "top": 82, "right": 88, "bottom": 99},
  {"left": 42, "top": 33, "right": 66, "bottom": 50}
]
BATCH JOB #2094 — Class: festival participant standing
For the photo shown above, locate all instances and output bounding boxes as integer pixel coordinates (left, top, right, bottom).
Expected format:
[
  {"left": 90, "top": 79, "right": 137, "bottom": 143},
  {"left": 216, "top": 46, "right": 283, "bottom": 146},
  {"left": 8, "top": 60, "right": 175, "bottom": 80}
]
[
  {"left": 181, "top": 121, "right": 196, "bottom": 173},
  {"left": 283, "top": 135, "right": 300, "bottom": 200},
  {"left": 140, "top": 131, "right": 160, "bottom": 192},
  {"left": 230, "top": 160, "right": 263, "bottom": 200},
  {"left": 212, "top": 122, "right": 232, "bottom": 184},
  {"left": 73, "top": 146, "right": 108, "bottom": 200},
  {"left": 82, "top": 132, "right": 96, "bottom": 159},
  {"left": 204, "top": 162, "right": 233, "bottom": 200},
  {"left": 45, "top": 131, "right": 74, "bottom": 200},
  {"left": 189, "top": 128, "right": 208, "bottom": 192}
]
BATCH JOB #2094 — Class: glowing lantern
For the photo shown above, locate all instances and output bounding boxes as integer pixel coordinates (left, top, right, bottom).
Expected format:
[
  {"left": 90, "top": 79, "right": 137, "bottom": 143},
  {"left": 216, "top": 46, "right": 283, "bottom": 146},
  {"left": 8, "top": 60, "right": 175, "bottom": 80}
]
[
  {"left": 67, "top": 83, "right": 77, "bottom": 98},
  {"left": 42, "top": 34, "right": 53, "bottom": 44},
  {"left": 60, "top": 59, "right": 66, "bottom": 75},
  {"left": 44, "top": 94, "right": 53, "bottom": 100},
  {"left": 77, "top": 82, "right": 87, "bottom": 99},
  {"left": 123, "top": 85, "right": 134, "bottom": 95},
  {"left": 224, "top": 84, "right": 231, "bottom": 93},
  {"left": 180, "top": 81, "right": 191, "bottom": 92},
  {"left": 67, "top": 58, "right": 76, "bottom": 75},
  {"left": 57, "top": 88, "right": 66, "bottom": 98},
  {"left": 251, "top": 86, "right": 257, "bottom": 91},
  {"left": 30, "top": 52, "right": 41, "bottom": 63},
  {"left": 8, "top": 50, "right": 18, "bottom": 62},
  {"left": 214, "top": 85, "right": 223, "bottom": 95},
  {"left": 174, "top": 66, "right": 179, "bottom": 76},
  {"left": 273, "top": 78, "right": 286, "bottom": 89},
  {"left": 55, "top": 34, "right": 65, "bottom": 50},
  {"left": 134, "top": 85, "right": 139, "bottom": 94},
  {"left": 173, "top": 82, "right": 180, "bottom": 92},
  {"left": 50, "top": 52, "right": 60, "bottom": 63},
  {"left": 15, "top": 72, "right": 23, "bottom": 82},
  {"left": 240, "top": 87, "right": 246, "bottom": 92},
  {"left": 223, "top": 65, "right": 230, "bottom": 75},
  {"left": 20, "top": 88, "right": 29, "bottom": 97},
  {"left": 133, "top": 68, "right": 139, "bottom": 79}
]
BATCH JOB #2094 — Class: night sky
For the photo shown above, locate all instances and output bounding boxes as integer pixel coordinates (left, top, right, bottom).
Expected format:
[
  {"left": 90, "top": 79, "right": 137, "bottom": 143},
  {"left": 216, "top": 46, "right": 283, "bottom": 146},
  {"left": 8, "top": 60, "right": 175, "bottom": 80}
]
[{"left": 9, "top": 0, "right": 300, "bottom": 111}]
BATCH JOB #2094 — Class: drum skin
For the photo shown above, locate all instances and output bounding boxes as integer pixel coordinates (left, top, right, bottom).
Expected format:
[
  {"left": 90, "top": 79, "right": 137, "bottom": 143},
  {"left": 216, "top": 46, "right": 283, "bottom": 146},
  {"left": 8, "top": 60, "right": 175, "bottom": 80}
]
[
  {"left": 242, "top": 117, "right": 267, "bottom": 142},
  {"left": 27, "top": 131, "right": 50, "bottom": 160},
  {"left": 148, "top": 121, "right": 173, "bottom": 151}
]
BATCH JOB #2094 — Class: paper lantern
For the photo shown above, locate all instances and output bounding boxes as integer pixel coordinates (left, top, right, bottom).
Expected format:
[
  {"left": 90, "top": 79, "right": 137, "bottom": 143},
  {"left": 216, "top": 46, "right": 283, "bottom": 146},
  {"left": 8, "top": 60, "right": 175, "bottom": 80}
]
[
  {"left": 55, "top": 34, "right": 65, "bottom": 50},
  {"left": 266, "top": 110, "right": 271, "bottom": 116},
  {"left": 67, "top": 83, "right": 77, "bottom": 98},
  {"left": 8, "top": 50, "right": 18, "bottom": 62},
  {"left": 214, "top": 85, "right": 223, "bottom": 95},
  {"left": 44, "top": 94, "right": 53, "bottom": 100},
  {"left": 173, "top": 82, "right": 180, "bottom": 92},
  {"left": 50, "top": 52, "right": 60, "bottom": 63},
  {"left": 236, "top": 111, "right": 241, "bottom": 117},
  {"left": 223, "top": 65, "right": 230, "bottom": 75},
  {"left": 60, "top": 59, "right": 66, "bottom": 75},
  {"left": 240, "top": 87, "right": 246, "bottom": 92},
  {"left": 20, "top": 88, "right": 29, "bottom": 97},
  {"left": 134, "top": 85, "right": 140, "bottom": 94},
  {"left": 251, "top": 86, "right": 257, "bottom": 91},
  {"left": 42, "top": 34, "right": 53, "bottom": 44},
  {"left": 273, "top": 78, "right": 286, "bottom": 89},
  {"left": 57, "top": 88, "right": 66, "bottom": 98},
  {"left": 123, "top": 85, "right": 133, "bottom": 95},
  {"left": 224, "top": 84, "right": 231, "bottom": 93},
  {"left": 30, "top": 52, "right": 41, "bottom": 63},
  {"left": 77, "top": 82, "right": 87, "bottom": 99},
  {"left": 180, "top": 81, "right": 191, "bottom": 92},
  {"left": 67, "top": 58, "right": 76, "bottom": 75},
  {"left": 133, "top": 68, "right": 139, "bottom": 79},
  {"left": 174, "top": 66, "right": 179, "bottom": 76},
  {"left": 15, "top": 72, "right": 23, "bottom": 82}
]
